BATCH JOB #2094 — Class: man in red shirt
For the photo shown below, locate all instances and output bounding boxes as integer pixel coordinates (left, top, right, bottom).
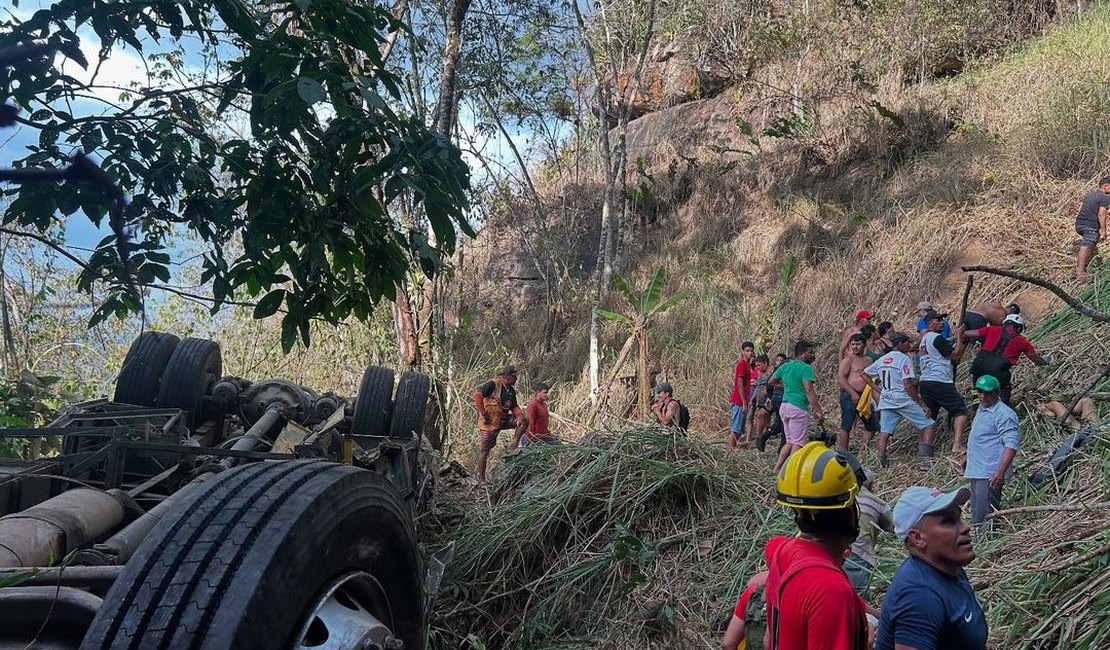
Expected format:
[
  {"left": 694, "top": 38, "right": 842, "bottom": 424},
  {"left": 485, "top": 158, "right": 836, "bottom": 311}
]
[
  {"left": 522, "top": 383, "right": 558, "bottom": 446},
  {"left": 728, "top": 342, "right": 756, "bottom": 450},
  {"left": 965, "top": 314, "right": 1047, "bottom": 405},
  {"left": 765, "top": 441, "right": 869, "bottom": 650}
]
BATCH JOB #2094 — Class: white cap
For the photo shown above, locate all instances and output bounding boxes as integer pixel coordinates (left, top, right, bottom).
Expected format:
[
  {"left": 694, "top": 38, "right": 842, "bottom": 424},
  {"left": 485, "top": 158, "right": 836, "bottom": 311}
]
[{"left": 893, "top": 486, "right": 970, "bottom": 541}]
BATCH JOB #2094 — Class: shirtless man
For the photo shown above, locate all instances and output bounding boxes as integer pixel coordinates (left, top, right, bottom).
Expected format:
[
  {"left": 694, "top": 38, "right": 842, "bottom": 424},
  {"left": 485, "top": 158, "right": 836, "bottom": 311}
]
[
  {"left": 1037, "top": 397, "right": 1098, "bottom": 431},
  {"left": 962, "top": 301, "right": 1020, "bottom": 331},
  {"left": 838, "top": 333, "right": 880, "bottom": 451},
  {"left": 839, "top": 309, "right": 874, "bottom": 359}
]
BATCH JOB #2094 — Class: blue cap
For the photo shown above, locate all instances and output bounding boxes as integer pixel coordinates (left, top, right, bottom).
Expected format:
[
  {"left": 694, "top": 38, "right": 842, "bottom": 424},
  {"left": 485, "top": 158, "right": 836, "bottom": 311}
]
[{"left": 893, "top": 486, "right": 971, "bottom": 541}]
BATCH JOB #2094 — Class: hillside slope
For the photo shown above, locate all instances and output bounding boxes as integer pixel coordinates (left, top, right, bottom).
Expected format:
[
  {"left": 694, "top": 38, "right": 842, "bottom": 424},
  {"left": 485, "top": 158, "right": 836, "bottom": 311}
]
[{"left": 453, "top": 3, "right": 1110, "bottom": 438}]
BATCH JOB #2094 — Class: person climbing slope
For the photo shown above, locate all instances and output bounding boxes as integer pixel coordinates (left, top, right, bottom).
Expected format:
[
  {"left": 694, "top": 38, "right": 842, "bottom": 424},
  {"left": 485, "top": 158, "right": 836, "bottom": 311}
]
[
  {"left": 863, "top": 333, "right": 936, "bottom": 468},
  {"left": 965, "top": 314, "right": 1047, "bottom": 405},
  {"left": 770, "top": 341, "right": 824, "bottom": 473}
]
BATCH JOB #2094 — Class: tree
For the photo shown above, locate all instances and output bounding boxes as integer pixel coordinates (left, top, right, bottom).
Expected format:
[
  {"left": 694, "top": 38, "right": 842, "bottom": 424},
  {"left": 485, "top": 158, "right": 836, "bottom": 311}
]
[
  {"left": 573, "top": 0, "right": 657, "bottom": 403},
  {"left": 0, "top": 0, "right": 472, "bottom": 351},
  {"left": 591, "top": 266, "right": 687, "bottom": 424}
]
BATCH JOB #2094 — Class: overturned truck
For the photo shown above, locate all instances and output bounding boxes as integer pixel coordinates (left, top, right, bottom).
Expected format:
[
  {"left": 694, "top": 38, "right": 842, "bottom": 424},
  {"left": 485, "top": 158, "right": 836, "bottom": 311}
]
[{"left": 0, "top": 332, "right": 432, "bottom": 650}]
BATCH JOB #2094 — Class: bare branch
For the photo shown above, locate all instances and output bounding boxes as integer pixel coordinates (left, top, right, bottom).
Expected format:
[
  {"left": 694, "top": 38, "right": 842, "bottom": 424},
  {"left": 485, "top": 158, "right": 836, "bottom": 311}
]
[
  {"left": 0, "top": 227, "right": 91, "bottom": 272},
  {"left": 961, "top": 265, "right": 1110, "bottom": 322}
]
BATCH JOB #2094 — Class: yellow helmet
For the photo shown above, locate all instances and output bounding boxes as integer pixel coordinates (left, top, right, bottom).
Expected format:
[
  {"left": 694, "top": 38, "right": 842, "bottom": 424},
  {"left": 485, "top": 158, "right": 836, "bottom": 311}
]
[{"left": 776, "top": 441, "right": 859, "bottom": 510}]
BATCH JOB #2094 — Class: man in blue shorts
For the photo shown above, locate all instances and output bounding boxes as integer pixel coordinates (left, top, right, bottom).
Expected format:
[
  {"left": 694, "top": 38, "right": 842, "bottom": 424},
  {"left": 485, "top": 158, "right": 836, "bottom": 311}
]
[
  {"left": 837, "top": 333, "right": 880, "bottom": 452},
  {"left": 875, "top": 486, "right": 987, "bottom": 650},
  {"left": 863, "top": 333, "right": 936, "bottom": 468}
]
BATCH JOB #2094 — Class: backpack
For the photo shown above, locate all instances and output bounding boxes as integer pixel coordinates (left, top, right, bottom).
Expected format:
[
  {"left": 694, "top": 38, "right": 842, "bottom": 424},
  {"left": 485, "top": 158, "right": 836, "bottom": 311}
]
[
  {"left": 675, "top": 400, "right": 691, "bottom": 432},
  {"left": 742, "top": 584, "right": 767, "bottom": 650},
  {"left": 970, "top": 326, "right": 1019, "bottom": 386}
]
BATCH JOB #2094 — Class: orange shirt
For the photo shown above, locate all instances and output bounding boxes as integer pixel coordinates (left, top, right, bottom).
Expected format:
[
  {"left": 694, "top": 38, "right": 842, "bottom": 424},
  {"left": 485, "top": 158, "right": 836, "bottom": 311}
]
[{"left": 526, "top": 399, "right": 550, "bottom": 437}]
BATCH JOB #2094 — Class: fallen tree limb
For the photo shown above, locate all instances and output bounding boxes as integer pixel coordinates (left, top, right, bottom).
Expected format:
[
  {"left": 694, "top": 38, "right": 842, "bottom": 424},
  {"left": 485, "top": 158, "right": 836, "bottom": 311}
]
[
  {"left": 961, "top": 265, "right": 1110, "bottom": 322},
  {"left": 1059, "top": 363, "right": 1110, "bottom": 425},
  {"left": 956, "top": 275, "right": 973, "bottom": 328},
  {"left": 1044, "top": 541, "right": 1110, "bottom": 574},
  {"left": 987, "top": 501, "right": 1110, "bottom": 520}
]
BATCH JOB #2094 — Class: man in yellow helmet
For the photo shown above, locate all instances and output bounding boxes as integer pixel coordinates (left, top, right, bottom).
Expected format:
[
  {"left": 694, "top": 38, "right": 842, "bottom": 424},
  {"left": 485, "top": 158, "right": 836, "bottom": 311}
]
[{"left": 763, "top": 441, "right": 869, "bottom": 650}]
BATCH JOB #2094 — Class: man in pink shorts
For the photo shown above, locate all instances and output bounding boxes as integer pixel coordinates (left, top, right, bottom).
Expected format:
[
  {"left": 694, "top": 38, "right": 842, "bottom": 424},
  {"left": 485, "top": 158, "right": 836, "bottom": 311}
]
[{"left": 770, "top": 340, "right": 825, "bottom": 473}]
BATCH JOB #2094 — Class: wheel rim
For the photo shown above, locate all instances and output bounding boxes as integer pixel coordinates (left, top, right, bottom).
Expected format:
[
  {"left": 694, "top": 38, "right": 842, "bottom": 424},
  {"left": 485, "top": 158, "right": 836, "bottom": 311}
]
[{"left": 296, "top": 571, "right": 400, "bottom": 650}]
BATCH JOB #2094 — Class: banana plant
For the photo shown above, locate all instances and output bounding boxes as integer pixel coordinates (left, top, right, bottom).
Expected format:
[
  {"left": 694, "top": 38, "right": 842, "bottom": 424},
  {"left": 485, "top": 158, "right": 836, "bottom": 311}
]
[{"left": 594, "top": 267, "right": 690, "bottom": 420}]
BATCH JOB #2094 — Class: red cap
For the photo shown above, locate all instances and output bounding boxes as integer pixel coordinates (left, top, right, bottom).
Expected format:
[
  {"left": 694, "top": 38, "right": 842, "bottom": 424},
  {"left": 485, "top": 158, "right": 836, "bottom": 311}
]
[{"left": 855, "top": 310, "right": 874, "bottom": 320}]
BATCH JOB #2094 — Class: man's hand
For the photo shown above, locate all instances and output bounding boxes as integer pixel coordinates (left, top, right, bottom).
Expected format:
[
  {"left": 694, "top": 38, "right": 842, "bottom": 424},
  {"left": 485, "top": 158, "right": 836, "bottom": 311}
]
[
  {"left": 813, "top": 407, "right": 825, "bottom": 423},
  {"left": 482, "top": 414, "right": 492, "bottom": 426},
  {"left": 850, "top": 390, "right": 861, "bottom": 402},
  {"left": 990, "top": 471, "right": 1006, "bottom": 489}
]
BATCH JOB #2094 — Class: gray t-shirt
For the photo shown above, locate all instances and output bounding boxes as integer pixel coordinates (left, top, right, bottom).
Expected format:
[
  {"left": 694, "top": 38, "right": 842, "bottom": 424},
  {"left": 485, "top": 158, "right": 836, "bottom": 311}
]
[
  {"left": 1076, "top": 189, "right": 1110, "bottom": 229},
  {"left": 918, "top": 331, "right": 955, "bottom": 383}
]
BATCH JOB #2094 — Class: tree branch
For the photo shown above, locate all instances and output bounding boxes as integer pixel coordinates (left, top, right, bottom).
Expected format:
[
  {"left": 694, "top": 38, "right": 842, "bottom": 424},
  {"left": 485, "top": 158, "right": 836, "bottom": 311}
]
[
  {"left": 1059, "top": 363, "right": 1110, "bottom": 424},
  {"left": 0, "top": 228, "right": 90, "bottom": 272},
  {"left": 961, "top": 265, "right": 1110, "bottom": 322}
]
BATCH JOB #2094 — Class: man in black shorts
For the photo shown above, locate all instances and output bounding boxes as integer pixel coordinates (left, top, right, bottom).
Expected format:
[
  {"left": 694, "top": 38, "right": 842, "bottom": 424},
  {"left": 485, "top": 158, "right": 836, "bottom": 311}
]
[{"left": 917, "top": 310, "right": 970, "bottom": 453}]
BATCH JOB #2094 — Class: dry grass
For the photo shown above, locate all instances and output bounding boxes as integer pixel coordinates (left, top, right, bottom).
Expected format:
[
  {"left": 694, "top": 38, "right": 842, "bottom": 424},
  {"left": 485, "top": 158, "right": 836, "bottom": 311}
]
[{"left": 426, "top": 418, "right": 1109, "bottom": 649}]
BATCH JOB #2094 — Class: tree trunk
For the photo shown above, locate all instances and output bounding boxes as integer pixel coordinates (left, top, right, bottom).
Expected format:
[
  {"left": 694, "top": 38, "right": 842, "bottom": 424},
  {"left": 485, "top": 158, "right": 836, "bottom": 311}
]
[
  {"left": 0, "top": 239, "right": 18, "bottom": 377},
  {"left": 393, "top": 288, "right": 420, "bottom": 367},
  {"left": 413, "top": 0, "right": 473, "bottom": 368},
  {"left": 638, "top": 327, "right": 650, "bottom": 418},
  {"left": 586, "top": 327, "right": 640, "bottom": 427}
]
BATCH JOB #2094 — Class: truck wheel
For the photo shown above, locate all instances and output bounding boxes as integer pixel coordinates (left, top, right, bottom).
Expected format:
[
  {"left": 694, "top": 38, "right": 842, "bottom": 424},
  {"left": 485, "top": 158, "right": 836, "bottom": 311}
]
[
  {"left": 80, "top": 461, "right": 422, "bottom": 650},
  {"left": 352, "top": 366, "right": 395, "bottom": 437},
  {"left": 156, "top": 337, "right": 222, "bottom": 430},
  {"left": 389, "top": 372, "right": 430, "bottom": 440},
  {"left": 114, "top": 332, "right": 180, "bottom": 407}
]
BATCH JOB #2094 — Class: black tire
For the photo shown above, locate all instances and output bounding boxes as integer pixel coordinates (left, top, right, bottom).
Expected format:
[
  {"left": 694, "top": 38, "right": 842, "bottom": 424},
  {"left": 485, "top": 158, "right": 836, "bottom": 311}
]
[
  {"left": 80, "top": 461, "right": 423, "bottom": 650},
  {"left": 389, "top": 372, "right": 430, "bottom": 440},
  {"left": 114, "top": 332, "right": 180, "bottom": 406},
  {"left": 351, "top": 366, "right": 395, "bottom": 437},
  {"left": 156, "top": 337, "right": 222, "bottom": 430}
]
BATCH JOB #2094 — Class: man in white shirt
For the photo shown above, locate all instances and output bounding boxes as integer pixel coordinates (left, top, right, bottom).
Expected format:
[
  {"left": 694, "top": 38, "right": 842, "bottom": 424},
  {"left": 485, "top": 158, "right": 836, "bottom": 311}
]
[
  {"left": 917, "top": 309, "right": 970, "bottom": 454},
  {"left": 864, "top": 333, "right": 936, "bottom": 468}
]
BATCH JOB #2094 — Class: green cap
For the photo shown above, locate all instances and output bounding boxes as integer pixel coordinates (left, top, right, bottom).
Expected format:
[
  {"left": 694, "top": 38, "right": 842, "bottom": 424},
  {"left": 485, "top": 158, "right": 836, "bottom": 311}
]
[{"left": 974, "top": 375, "right": 1001, "bottom": 392}]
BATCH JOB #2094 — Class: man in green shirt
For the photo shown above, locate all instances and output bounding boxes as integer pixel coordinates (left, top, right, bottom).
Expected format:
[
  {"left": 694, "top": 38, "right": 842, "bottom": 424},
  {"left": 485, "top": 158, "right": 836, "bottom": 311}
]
[{"left": 770, "top": 340, "right": 825, "bottom": 473}]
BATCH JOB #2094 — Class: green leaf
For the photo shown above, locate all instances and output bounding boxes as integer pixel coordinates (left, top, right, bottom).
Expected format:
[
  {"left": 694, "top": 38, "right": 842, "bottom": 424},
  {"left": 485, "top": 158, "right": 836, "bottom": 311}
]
[
  {"left": 611, "top": 273, "right": 639, "bottom": 311},
  {"left": 648, "top": 289, "right": 690, "bottom": 318},
  {"left": 640, "top": 267, "right": 666, "bottom": 314},
  {"left": 253, "top": 289, "right": 285, "bottom": 319},
  {"left": 597, "top": 309, "right": 634, "bottom": 327},
  {"left": 296, "top": 77, "right": 327, "bottom": 106}
]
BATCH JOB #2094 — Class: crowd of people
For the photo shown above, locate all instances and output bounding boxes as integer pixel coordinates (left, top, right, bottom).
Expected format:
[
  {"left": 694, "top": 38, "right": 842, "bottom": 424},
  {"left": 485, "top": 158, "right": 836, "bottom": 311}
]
[
  {"left": 467, "top": 294, "right": 1066, "bottom": 648},
  {"left": 458, "top": 179, "right": 1110, "bottom": 648},
  {"left": 717, "top": 300, "right": 1059, "bottom": 649}
]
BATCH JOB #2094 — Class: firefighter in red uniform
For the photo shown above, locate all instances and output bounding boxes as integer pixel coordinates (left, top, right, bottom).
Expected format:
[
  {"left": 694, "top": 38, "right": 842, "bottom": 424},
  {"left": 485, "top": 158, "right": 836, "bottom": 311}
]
[{"left": 764, "top": 441, "right": 870, "bottom": 650}]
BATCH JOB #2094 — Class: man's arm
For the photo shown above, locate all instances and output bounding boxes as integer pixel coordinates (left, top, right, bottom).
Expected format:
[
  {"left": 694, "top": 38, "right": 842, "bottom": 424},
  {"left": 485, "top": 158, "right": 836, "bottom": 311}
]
[
  {"left": 903, "top": 378, "right": 924, "bottom": 404},
  {"left": 839, "top": 328, "right": 853, "bottom": 357},
  {"left": 769, "top": 366, "right": 784, "bottom": 391},
  {"left": 804, "top": 380, "right": 824, "bottom": 422},
  {"left": 740, "top": 362, "right": 752, "bottom": 408},
  {"left": 1022, "top": 341, "right": 1046, "bottom": 366},
  {"left": 1099, "top": 205, "right": 1107, "bottom": 239},
  {"left": 992, "top": 412, "right": 1021, "bottom": 488},
  {"left": 658, "top": 401, "right": 678, "bottom": 426},
  {"left": 525, "top": 401, "right": 539, "bottom": 436},
  {"left": 838, "top": 357, "right": 857, "bottom": 398},
  {"left": 471, "top": 388, "right": 491, "bottom": 425}
]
